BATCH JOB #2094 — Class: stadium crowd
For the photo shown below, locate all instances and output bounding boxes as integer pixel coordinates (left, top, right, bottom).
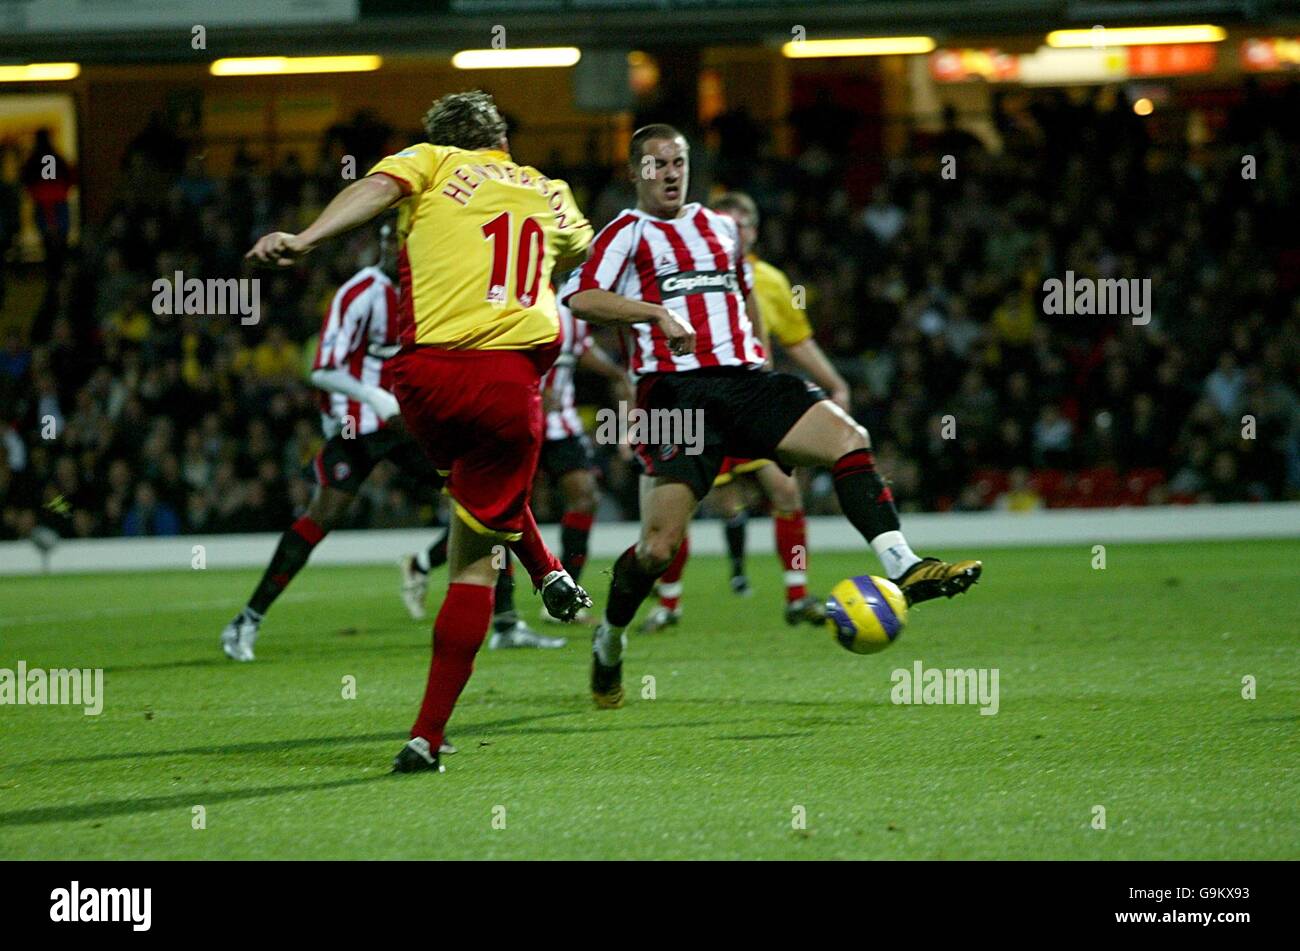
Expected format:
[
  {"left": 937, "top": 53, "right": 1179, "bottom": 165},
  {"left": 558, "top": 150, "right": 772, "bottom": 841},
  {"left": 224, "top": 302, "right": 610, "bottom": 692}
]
[{"left": 1, "top": 86, "right": 1298, "bottom": 540}]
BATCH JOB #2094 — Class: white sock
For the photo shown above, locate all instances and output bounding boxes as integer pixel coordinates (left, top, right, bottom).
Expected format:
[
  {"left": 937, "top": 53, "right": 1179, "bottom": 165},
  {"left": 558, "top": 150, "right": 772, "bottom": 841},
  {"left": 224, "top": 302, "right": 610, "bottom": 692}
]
[
  {"left": 870, "top": 531, "right": 921, "bottom": 580},
  {"left": 595, "top": 620, "right": 627, "bottom": 666}
]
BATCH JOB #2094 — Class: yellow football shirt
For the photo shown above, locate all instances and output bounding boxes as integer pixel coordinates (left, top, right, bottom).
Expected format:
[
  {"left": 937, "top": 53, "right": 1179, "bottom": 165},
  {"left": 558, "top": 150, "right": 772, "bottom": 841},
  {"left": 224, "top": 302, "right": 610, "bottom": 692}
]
[
  {"left": 367, "top": 144, "right": 593, "bottom": 350},
  {"left": 748, "top": 255, "right": 813, "bottom": 348}
]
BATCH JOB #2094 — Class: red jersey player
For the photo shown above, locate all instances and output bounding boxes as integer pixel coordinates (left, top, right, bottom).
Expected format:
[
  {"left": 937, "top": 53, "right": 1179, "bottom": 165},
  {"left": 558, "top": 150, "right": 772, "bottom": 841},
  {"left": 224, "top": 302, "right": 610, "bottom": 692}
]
[
  {"left": 401, "top": 271, "right": 629, "bottom": 629},
  {"left": 565, "top": 124, "right": 983, "bottom": 709},
  {"left": 247, "top": 91, "right": 594, "bottom": 774}
]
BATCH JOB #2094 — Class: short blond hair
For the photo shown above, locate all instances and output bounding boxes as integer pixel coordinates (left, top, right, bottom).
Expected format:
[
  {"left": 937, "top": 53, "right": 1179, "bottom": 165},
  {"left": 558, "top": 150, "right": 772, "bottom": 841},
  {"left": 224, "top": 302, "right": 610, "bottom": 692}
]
[{"left": 423, "top": 91, "right": 507, "bottom": 150}]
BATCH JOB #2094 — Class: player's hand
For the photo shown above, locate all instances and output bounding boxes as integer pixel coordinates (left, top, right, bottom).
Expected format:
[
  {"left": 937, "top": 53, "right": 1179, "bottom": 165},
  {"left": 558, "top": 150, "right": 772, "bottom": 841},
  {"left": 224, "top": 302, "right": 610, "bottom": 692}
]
[
  {"left": 653, "top": 307, "right": 695, "bottom": 357},
  {"left": 366, "top": 387, "right": 401, "bottom": 422},
  {"left": 830, "top": 385, "right": 851, "bottom": 412},
  {"left": 245, "top": 231, "right": 312, "bottom": 268}
]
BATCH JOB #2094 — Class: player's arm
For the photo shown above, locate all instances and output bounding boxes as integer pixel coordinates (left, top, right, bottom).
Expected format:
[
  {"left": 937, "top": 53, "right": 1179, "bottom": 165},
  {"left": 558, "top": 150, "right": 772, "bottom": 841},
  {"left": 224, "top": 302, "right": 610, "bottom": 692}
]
[
  {"left": 568, "top": 290, "right": 694, "bottom": 356},
  {"left": 309, "top": 368, "right": 401, "bottom": 422},
  {"left": 310, "top": 282, "right": 401, "bottom": 421},
  {"left": 745, "top": 290, "right": 773, "bottom": 368},
  {"left": 246, "top": 174, "right": 403, "bottom": 267},
  {"left": 784, "top": 337, "right": 850, "bottom": 410},
  {"left": 578, "top": 343, "right": 633, "bottom": 404}
]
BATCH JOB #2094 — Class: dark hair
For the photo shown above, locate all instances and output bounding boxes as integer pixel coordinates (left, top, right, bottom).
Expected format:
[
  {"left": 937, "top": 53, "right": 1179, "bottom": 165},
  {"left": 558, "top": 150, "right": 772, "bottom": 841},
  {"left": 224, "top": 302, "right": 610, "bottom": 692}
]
[
  {"left": 628, "top": 123, "right": 686, "bottom": 166},
  {"left": 713, "top": 191, "right": 759, "bottom": 227},
  {"left": 423, "top": 91, "right": 507, "bottom": 151}
]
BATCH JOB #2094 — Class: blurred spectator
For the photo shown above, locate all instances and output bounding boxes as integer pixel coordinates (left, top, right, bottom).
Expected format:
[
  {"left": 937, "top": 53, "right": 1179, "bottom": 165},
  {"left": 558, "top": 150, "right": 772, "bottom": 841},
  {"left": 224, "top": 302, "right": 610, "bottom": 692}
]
[
  {"left": 0, "top": 89, "right": 1297, "bottom": 540},
  {"left": 122, "top": 482, "right": 180, "bottom": 536},
  {"left": 21, "top": 129, "right": 76, "bottom": 332},
  {"left": 994, "top": 468, "right": 1044, "bottom": 512}
]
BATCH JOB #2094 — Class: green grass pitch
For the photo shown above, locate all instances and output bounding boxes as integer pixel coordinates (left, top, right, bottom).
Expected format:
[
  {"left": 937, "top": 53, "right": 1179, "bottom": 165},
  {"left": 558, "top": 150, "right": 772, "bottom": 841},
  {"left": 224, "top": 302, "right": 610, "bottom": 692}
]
[{"left": 1, "top": 539, "right": 1296, "bottom": 860}]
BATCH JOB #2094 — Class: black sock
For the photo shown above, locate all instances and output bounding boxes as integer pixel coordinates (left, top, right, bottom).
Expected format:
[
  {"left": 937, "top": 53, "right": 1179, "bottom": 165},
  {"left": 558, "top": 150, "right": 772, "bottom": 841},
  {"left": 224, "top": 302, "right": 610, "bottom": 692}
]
[
  {"left": 559, "top": 512, "right": 593, "bottom": 583},
  {"left": 493, "top": 559, "right": 517, "bottom": 631},
  {"left": 248, "top": 516, "right": 325, "bottom": 615},
  {"left": 724, "top": 511, "right": 748, "bottom": 579},
  {"left": 605, "top": 545, "right": 661, "bottom": 628},
  {"left": 418, "top": 531, "right": 449, "bottom": 573},
  {"left": 830, "top": 449, "right": 900, "bottom": 542}
]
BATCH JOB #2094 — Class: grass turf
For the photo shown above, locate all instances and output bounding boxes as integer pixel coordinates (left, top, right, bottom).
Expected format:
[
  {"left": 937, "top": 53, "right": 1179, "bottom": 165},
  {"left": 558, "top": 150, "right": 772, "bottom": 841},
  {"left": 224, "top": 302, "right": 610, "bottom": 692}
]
[{"left": 0, "top": 539, "right": 1296, "bottom": 860}]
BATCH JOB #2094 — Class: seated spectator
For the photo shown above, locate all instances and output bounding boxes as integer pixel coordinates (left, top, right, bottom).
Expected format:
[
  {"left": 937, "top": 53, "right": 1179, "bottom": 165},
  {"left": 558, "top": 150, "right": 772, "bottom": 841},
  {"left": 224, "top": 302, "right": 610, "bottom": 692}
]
[
  {"left": 994, "top": 467, "right": 1044, "bottom": 513},
  {"left": 123, "top": 482, "right": 180, "bottom": 536},
  {"left": 1032, "top": 404, "right": 1074, "bottom": 468}
]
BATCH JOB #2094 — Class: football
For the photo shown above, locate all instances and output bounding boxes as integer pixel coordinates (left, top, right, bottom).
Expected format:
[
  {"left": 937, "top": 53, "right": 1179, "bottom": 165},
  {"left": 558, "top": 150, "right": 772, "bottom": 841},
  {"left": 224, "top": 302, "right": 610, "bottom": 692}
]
[{"left": 825, "top": 576, "right": 909, "bottom": 654}]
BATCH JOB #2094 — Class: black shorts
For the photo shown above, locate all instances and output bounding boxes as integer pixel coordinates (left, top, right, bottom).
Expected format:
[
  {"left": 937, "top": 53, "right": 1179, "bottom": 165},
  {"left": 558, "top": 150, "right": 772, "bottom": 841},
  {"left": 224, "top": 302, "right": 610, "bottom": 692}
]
[
  {"left": 632, "top": 367, "right": 826, "bottom": 498},
  {"left": 541, "top": 434, "right": 595, "bottom": 479},
  {"left": 311, "top": 426, "right": 442, "bottom": 494}
]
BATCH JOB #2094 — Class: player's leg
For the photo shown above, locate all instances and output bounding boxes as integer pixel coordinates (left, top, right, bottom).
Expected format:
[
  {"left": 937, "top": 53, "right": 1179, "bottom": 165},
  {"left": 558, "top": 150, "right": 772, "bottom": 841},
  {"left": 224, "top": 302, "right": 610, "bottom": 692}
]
[
  {"left": 754, "top": 462, "right": 824, "bottom": 625},
  {"left": 536, "top": 437, "right": 599, "bottom": 623},
  {"left": 640, "top": 532, "right": 689, "bottom": 633},
  {"left": 400, "top": 526, "right": 448, "bottom": 620},
  {"left": 393, "top": 514, "right": 498, "bottom": 774},
  {"left": 487, "top": 552, "right": 567, "bottom": 649},
  {"left": 220, "top": 479, "right": 354, "bottom": 662},
  {"left": 591, "top": 475, "right": 698, "bottom": 707},
  {"left": 775, "top": 399, "right": 981, "bottom": 604},
  {"left": 557, "top": 466, "right": 597, "bottom": 583},
  {"left": 714, "top": 477, "right": 751, "bottom": 595}
]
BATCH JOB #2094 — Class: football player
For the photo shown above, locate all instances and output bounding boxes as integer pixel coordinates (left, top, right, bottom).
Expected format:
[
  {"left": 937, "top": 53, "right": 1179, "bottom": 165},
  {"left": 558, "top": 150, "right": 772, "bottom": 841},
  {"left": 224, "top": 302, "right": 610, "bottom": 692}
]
[
  {"left": 640, "top": 191, "right": 852, "bottom": 633},
  {"left": 565, "top": 125, "right": 982, "bottom": 709},
  {"left": 247, "top": 91, "right": 594, "bottom": 773}
]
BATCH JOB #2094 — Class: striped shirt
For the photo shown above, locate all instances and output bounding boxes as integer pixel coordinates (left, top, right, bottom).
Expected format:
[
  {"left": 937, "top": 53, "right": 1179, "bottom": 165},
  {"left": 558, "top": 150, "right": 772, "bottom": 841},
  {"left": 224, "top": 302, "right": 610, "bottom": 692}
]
[
  {"left": 542, "top": 280, "right": 592, "bottom": 440},
  {"left": 312, "top": 266, "right": 399, "bottom": 437},
  {"left": 568, "top": 203, "right": 764, "bottom": 378}
]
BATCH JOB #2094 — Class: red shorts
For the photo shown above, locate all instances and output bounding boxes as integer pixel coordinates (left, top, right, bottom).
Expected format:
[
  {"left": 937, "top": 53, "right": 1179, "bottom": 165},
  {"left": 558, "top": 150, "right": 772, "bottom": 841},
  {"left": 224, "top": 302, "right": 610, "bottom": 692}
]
[{"left": 391, "top": 347, "right": 549, "bottom": 541}]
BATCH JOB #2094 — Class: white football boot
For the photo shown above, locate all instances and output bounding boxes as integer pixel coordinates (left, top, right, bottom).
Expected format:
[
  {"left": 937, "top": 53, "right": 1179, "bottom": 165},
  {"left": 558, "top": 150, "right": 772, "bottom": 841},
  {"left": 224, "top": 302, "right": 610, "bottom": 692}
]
[
  {"left": 539, "top": 602, "right": 591, "bottom": 625},
  {"left": 220, "top": 612, "right": 259, "bottom": 662},
  {"left": 488, "top": 619, "right": 567, "bottom": 650},
  {"left": 399, "top": 555, "right": 429, "bottom": 620}
]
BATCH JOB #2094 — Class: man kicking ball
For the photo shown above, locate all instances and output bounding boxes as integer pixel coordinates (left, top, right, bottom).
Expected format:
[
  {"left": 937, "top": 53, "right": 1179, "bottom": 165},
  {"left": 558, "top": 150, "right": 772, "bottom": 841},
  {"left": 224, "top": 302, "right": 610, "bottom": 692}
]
[{"left": 565, "top": 125, "right": 982, "bottom": 708}]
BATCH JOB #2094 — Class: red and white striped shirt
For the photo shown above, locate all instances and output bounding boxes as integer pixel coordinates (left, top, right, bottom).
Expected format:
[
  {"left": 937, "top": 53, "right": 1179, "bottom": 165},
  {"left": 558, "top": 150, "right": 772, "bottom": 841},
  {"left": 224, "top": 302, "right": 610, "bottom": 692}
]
[
  {"left": 312, "top": 266, "right": 399, "bottom": 437},
  {"left": 542, "top": 279, "right": 593, "bottom": 440},
  {"left": 568, "top": 204, "right": 765, "bottom": 378}
]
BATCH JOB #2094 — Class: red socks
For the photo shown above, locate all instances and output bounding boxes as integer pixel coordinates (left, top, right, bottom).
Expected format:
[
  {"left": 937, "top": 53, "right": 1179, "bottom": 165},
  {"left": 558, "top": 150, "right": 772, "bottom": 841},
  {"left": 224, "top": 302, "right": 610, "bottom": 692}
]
[
  {"left": 773, "top": 510, "right": 808, "bottom": 602},
  {"left": 656, "top": 536, "right": 690, "bottom": 611},
  {"left": 507, "top": 505, "right": 563, "bottom": 588},
  {"left": 291, "top": 515, "right": 325, "bottom": 545},
  {"left": 410, "top": 582, "right": 494, "bottom": 747}
]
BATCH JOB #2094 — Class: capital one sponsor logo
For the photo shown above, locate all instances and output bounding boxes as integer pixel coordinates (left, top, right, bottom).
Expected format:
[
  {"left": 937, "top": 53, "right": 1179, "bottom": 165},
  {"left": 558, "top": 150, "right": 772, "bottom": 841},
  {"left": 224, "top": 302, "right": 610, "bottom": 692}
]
[{"left": 657, "top": 269, "right": 739, "bottom": 298}]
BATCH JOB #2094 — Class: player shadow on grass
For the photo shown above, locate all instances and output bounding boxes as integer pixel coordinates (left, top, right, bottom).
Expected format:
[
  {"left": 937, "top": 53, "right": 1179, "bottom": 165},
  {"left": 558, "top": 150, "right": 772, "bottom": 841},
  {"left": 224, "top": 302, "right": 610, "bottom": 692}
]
[
  {"left": 0, "top": 776, "right": 385, "bottom": 828},
  {"left": 101, "top": 638, "right": 429, "bottom": 675},
  {"left": 42, "top": 711, "right": 581, "bottom": 766}
]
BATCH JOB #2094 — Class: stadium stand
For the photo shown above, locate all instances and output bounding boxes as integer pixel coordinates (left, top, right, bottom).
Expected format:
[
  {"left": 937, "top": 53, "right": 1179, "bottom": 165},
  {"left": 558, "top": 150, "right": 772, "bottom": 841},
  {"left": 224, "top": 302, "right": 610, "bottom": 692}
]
[{"left": 1, "top": 86, "right": 1297, "bottom": 539}]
